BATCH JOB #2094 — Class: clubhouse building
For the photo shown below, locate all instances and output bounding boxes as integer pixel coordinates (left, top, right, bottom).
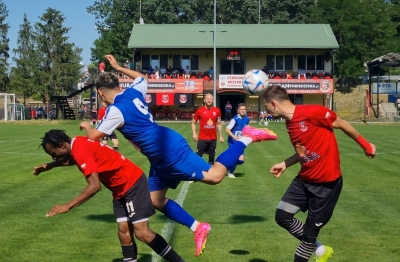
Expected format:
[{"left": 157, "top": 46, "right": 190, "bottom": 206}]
[{"left": 121, "top": 24, "right": 339, "bottom": 120}]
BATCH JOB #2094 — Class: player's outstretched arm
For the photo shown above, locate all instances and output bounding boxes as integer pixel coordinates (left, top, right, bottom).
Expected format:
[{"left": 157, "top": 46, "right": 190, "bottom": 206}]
[
  {"left": 105, "top": 54, "right": 147, "bottom": 80},
  {"left": 80, "top": 121, "right": 105, "bottom": 141},
  {"left": 46, "top": 172, "right": 101, "bottom": 217},
  {"left": 332, "top": 116, "right": 376, "bottom": 158},
  {"left": 33, "top": 161, "right": 68, "bottom": 176},
  {"left": 270, "top": 153, "right": 298, "bottom": 178}
]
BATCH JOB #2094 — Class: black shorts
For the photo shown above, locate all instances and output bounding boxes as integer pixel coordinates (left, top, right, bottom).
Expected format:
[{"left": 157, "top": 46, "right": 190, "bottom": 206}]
[
  {"left": 113, "top": 173, "right": 155, "bottom": 224},
  {"left": 196, "top": 139, "right": 217, "bottom": 156},
  {"left": 279, "top": 176, "right": 343, "bottom": 227},
  {"left": 102, "top": 131, "right": 118, "bottom": 141}
]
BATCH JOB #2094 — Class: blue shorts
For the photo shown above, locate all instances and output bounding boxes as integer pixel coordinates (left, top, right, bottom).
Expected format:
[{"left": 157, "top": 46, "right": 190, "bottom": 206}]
[
  {"left": 148, "top": 150, "right": 212, "bottom": 191},
  {"left": 228, "top": 141, "right": 245, "bottom": 156}
]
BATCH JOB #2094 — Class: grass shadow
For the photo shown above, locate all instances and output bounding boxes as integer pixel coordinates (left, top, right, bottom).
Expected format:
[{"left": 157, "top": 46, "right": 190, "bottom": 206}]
[
  {"left": 229, "top": 249, "right": 250, "bottom": 255},
  {"left": 112, "top": 254, "right": 152, "bottom": 262},
  {"left": 229, "top": 214, "right": 267, "bottom": 224},
  {"left": 86, "top": 213, "right": 115, "bottom": 223},
  {"left": 249, "top": 259, "right": 268, "bottom": 262},
  {"left": 234, "top": 172, "right": 245, "bottom": 178}
]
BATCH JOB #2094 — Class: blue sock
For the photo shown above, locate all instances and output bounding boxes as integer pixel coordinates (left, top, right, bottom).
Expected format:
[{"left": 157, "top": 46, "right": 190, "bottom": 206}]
[
  {"left": 229, "top": 165, "right": 236, "bottom": 174},
  {"left": 216, "top": 142, "right": 246, "bottom": 170},
  {"left": 237, "top": 159, "right": 244, "bottom": 165},
  {"left": 161, "top": 199, "right": 195, "bottom": 229}
]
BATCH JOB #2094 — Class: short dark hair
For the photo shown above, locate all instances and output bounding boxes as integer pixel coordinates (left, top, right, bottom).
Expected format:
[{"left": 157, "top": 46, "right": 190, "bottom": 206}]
[
  {"left": 261, "top": 85, "right": 290, "bottom": 103},
  {"left": 96, "top": 72, "right": 120, "bottom": 90},
  {"left": 40, "top": 129, "right": 71, "bottom": 149}
]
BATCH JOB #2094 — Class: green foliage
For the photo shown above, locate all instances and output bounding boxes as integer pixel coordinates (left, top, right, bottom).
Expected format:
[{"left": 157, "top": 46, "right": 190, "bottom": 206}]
[
  {"left": 10, "top": 14, "right": 37, "bottom": 104},
  {"left": 0, "top": 0, "right": 9, "bottom": 92},
  {"left": 308, "top": 0, "right": 400, "bottom": 78},
  {"left": 34, "top": 8, "right": 82, "bottom": 99}
]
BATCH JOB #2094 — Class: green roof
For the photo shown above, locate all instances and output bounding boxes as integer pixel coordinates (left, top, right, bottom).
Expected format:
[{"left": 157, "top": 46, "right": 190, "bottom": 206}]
[{"left": 128, "top": 24, "right": 339, "bottom": 49}]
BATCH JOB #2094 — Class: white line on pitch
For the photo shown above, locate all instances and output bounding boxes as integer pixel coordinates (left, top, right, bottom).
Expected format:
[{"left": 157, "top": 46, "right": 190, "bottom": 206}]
[{"left": 150, "top": 181, "right": 190, "bottom": 262}]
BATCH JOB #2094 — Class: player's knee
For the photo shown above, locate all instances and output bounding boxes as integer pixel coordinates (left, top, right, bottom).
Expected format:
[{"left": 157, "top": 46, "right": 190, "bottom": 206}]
[
  {"left": 134, "top": 227, "right": 155, "bottom": 244},
  {"left": 275, "top": 208, "right": 294, "bottom": 228},
  {"left": 302, "top": 223, "right": 320, "bottom": 243}
]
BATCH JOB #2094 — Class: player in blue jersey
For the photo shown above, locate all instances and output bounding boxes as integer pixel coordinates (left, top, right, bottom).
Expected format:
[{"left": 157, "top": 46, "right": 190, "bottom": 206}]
[
  {"left": 80, "top": 55, "right": 278, "bottom": 257},
  {"left": 225, "top": 103, "right": 250, "bottom": 178}
]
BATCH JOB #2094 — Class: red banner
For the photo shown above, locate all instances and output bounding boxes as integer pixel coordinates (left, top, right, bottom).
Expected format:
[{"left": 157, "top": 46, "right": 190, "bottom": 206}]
[
  {"left": 156, "top": 93, "right": 174, "bottom": 105},
  {"left": 119, "top": 78, "right": 204, "bottom": 94},
  {"left": 366, "top": 89, "right": 370, "bottom": 117}
]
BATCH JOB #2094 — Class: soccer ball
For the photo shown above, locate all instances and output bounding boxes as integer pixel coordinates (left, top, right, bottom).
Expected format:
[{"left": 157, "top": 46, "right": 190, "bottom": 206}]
[{"left": 242, "top": 69, "right": 269, "bottom": 95}]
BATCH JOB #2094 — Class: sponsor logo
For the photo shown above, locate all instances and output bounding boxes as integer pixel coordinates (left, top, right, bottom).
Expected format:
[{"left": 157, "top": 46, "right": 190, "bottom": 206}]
[
  {"left": 145, "top": 94, "right": 152, "bottom": 103},
  {"left": 162, "top": 94, "right": 169, "bottom": 103},
  {"left": 320, "top": 80, "right": 331, "bottom": 93},
  {"left": 299, "top": 121, "right": 308, "bottom": 132},
  {"left": 213, "top": 112, "right": 216, "bottom": 116},
  {"left": 315, "top": 223, "right": 323, "bottom": 227},
  {"left": 80, "top": 163, "right": 86, "bottom": 169},
  {"left": 179, "top": 94, "right": 187, "bottom": 103},
  {"left": 325, "top": 111, "right": 331, "bottom": 119}
]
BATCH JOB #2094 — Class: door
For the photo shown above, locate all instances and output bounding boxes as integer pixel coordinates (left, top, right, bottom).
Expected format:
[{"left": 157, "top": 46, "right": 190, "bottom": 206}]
[{"left": 219, "top": 93, "right": 245, "bottom": 121}]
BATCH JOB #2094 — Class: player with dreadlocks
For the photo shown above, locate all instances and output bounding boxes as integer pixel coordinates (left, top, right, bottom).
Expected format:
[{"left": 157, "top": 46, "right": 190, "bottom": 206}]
[{"left": 34, "top": 129, "right": 186, "bottom": 262}]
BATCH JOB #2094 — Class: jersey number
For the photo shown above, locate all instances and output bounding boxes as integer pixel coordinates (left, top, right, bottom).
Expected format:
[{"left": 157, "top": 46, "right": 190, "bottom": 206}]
[
  {"left": 133, "top": 98, "right": 154, "bottom": 123},
  {"left": 126, "top": 201, "right": 135, "bottom": 218}
]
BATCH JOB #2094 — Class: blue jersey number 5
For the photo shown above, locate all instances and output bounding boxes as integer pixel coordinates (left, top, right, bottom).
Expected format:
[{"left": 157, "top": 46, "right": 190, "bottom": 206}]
[{"left": 133, "top": 98, "right": 154, "bottom": 123}]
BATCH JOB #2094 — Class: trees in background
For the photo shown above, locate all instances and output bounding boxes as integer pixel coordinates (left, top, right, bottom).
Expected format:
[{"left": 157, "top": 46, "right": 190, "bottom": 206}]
[{"left": 0, "top": 0, "right": 9, "bottom": 92}]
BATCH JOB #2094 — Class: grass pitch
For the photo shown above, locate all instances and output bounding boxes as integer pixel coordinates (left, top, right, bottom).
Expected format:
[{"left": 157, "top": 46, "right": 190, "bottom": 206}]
[{"left": 0, "top": 120, "right": 399, "bottom": 261}]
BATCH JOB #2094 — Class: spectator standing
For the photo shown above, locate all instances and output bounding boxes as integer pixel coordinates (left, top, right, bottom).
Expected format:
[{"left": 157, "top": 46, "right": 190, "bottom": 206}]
[
  {"left": 184, "top": 66, "right": 191, "bottom": 79},
  {"left": 225, "top": 101, "right": 232, "bottom": 122}
]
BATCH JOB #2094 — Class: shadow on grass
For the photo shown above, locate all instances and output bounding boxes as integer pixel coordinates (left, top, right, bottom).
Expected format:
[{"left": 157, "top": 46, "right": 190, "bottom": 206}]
[
  {"left": 229, "top": 214, "right": 267, "bottom": 224},
  {"left": 86, "top": 213, "right": 115, "bottom": 223},
  {"left": 228, "top": 250, "right": 269, "bottom": 262},
  {"left": 112, "top": 254, "right": 152, "bottom": 262},
  {"left": 229, "top": 249, "right": 250, "bottom": 255},
  {"left": 233, "top": 172, "right": 245, "bottom": 178}
]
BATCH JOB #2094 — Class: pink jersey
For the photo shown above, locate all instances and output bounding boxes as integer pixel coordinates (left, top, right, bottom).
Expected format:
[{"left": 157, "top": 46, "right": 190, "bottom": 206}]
[
  {"left": 71, "top": 136, "right": 143, "bottom": 199},
  {"left": 286, "top": 105, "right": 341, "bottom": 183}
]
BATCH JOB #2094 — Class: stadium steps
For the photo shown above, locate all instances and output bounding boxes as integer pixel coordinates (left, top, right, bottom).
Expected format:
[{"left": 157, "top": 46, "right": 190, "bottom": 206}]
[
  {"left": 53, "top": 96, "right": 76, "bottom": 120},
  {"left": 380, "top": 102, "right": 398, "bottom": 120}
]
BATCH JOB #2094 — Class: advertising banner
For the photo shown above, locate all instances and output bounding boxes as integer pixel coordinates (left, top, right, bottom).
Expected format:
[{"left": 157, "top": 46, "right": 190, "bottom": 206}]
[
  {"left": 156, "top": 93, "right": 174, "bottom": 105},
  {"left": 219, "top": 74, "right": 334, "bottom": 94},
  {"left": 372, "top": 82, "right": 399, "bottom": 94},
  {"left": 119, "top": 78, "right": 203, "bottom": 94}
]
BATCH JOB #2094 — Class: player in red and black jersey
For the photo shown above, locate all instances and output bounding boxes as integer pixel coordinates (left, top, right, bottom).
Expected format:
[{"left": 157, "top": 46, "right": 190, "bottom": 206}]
[
  {"left": 33, "top": 130, "right": 185, "bottom": 262},
  {"left": 262, "top": 86, "right": 376, "bottom": 262},
  {"left": 191, "top": 93, "right": 224, "bottom": 164}
]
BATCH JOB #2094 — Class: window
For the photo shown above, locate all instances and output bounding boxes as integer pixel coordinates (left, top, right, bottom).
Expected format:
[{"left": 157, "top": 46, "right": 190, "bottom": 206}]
[
  {"left": 191, "top": 55, "right": 199, "bottom": 70},
  {"left": 181, "top": 55, "right": 190, "bottom": 69},
  {"left": 151, "top": 55, "right": 159, "bottom": 68},
  {"left": 298, "top": 55, "right": 306, "bottom": 70},
  {"left": 142, "top": 54, "right": 150, "bottom": 68},
  {"left": 172, "top": 55, "right": 181, "bottom": 69},
  {"left": 160, "top": 54, "right": 168, "bottom": 68},
  {"left": 266, "top": 55, "right": 293, "bottom": 71},
  {"left": 285, "top": 55, "right": 293, "bottom": 70},
  {"left": 276, "top": 55, "right": 284, "bottom": 71},
  {"left": 307, "top": 55, "right": 315, "bottom": 70},
  {"left": 316, "top": 55, "right": 325, "bottom": 70}
]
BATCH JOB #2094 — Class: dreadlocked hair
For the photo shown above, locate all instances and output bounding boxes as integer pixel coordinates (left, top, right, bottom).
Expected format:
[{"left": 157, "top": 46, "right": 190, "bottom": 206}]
[{"left": 39, "top": 129, "right": 71, "bottom": 149}]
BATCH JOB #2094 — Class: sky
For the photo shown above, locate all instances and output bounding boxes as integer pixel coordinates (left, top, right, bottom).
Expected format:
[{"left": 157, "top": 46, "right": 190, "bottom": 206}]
[{"left": 4, "top": 0, "right": 99, "bottom": 67}]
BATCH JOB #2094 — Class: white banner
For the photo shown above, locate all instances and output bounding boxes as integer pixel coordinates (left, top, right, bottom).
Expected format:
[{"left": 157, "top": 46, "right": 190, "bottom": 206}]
[
  {"left": 219, "top": 74, "right": 244, "bottom": 89},
  {"left": 372, "top": 82, "right": 400, "bottom": 94}
]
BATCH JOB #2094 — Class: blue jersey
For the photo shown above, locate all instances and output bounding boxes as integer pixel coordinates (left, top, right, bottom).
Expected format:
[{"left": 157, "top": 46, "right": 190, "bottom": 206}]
[
  {"left": 97, "top": 78, "right": 191, "bottom": 166},
  {"left": 227, "top": 115, "right": 250, "bottom": 145}
]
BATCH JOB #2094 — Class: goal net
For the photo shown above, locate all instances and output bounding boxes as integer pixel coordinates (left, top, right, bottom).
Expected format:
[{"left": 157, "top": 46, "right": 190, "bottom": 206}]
[{"left": 0, "top": 93, "right": 24, "bottom": 121}]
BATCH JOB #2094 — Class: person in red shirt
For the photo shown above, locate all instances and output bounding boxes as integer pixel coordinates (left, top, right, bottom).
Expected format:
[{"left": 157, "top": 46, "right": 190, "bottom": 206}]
[
  {"left": 191, "top": 93, "right": 224, "bottom": 164},
  {"left": 98, "top": 101, "right": 119, "bottom": 151},
  {"left": 33, "top": 130, "right": 185, "bottom": 262},
  {"left": 262, "top": 85, "right": 376, "bottom": 262}
]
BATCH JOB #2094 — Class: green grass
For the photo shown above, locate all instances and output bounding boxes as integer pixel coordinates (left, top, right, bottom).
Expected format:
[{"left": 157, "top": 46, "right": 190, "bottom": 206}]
[{"left": 0, "top": 120, "right": 399, "bottom": 261}]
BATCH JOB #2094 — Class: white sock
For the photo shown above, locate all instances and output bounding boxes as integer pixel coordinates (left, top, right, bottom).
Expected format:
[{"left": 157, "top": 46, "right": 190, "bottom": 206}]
[
  {"left": 315, "top": 244, "right": 326, "bottom": 257},
  {"left": 190, "top": 220, "right": 199, "bottom": 232},
  {"left": 239, "top": 136, "right": 252, "bottom": 146}
]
